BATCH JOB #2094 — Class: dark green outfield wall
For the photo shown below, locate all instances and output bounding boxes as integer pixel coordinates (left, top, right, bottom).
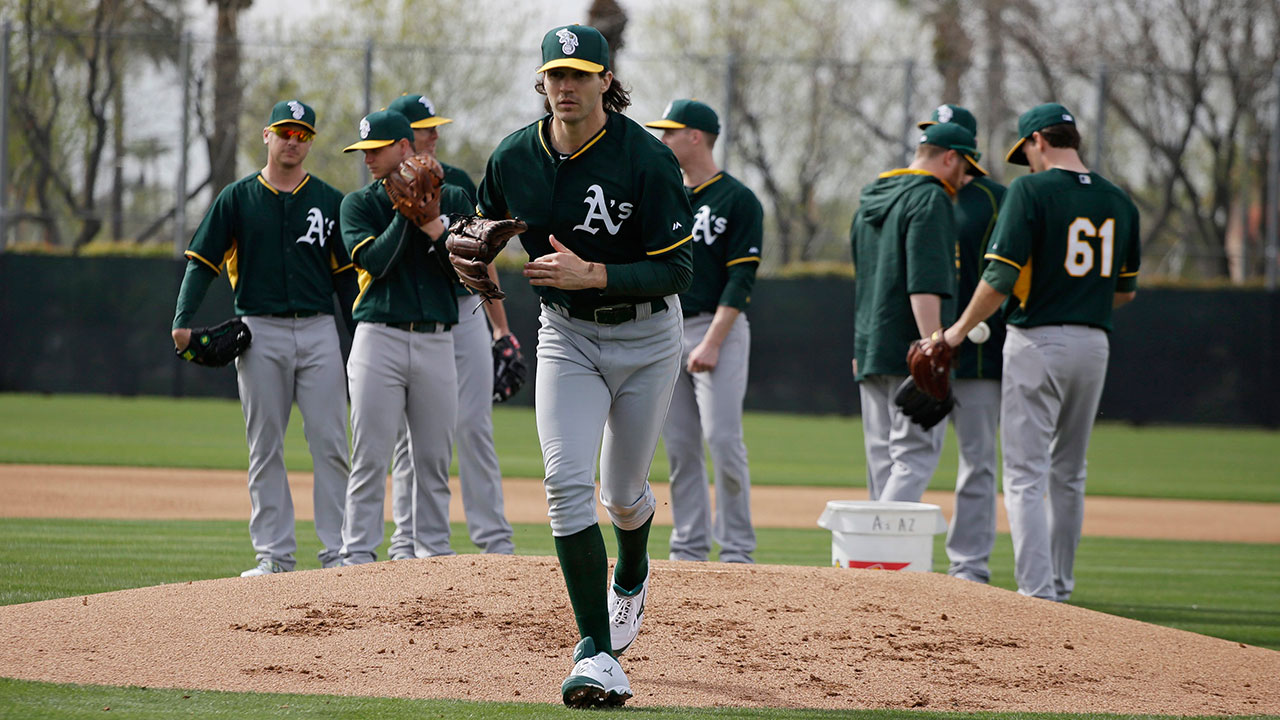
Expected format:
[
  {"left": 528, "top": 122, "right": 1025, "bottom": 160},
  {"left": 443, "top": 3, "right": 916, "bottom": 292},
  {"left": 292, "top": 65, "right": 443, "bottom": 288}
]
[{"left": 2, "top": 255, "right": 1276, "bottom": 426}]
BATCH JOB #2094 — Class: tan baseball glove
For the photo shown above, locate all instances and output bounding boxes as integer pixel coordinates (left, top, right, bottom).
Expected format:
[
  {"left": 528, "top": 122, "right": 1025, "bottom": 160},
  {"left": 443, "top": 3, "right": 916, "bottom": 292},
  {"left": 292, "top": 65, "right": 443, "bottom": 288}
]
[
  {"left": 906, "top": 331, "right": 954, "bottom": 400},
  {"left": 383, "top": 153, "right": 444, "bottom": 227},
  {"left": 445, "top": 215, "right": 528, "bottom": 300}
]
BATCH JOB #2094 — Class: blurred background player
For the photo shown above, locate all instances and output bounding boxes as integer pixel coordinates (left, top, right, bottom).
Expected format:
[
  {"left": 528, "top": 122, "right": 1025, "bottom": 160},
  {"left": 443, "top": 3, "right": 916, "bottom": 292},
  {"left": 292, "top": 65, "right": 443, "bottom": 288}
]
[
  {"left": 850, "top": 122, "right": 985, "bottom": 503},
  {"left": 918, "top": 105, "right": 1007, "bottom": 584},
  {"left": 645, "top": 99, "right": 762, "bottom": 564},
  {"left": 383, "top": 93, "right": 515, "bottom": 558},
  {"left": 171, "top": 100, "right": 356, "bottom": 577},
  {"left": 940, "top": 103, "right": 1140, "bottom": 600},
  {"left": 337, "top": 110, "right": 472, "bottom": 565},
  {"left": 472, "top": 25, "right": 693, "bottom": 708}
]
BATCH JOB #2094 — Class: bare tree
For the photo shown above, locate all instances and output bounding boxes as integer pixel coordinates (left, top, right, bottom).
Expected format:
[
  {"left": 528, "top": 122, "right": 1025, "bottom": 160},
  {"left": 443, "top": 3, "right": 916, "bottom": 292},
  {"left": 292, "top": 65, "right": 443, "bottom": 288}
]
[
  {"left": 207, "top": 0, "right": 252, "bottom": 195},
  {"left": 588, "top": 0, "right": 628, "bottom": 74}
]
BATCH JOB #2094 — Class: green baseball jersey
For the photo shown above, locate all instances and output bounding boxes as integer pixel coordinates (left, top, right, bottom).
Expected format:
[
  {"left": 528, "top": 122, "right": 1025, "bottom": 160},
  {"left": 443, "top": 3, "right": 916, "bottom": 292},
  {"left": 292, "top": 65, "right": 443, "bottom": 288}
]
[
  {"left": 850, "top": 169, "right": 957, "bottom": 380},
  {"left": 340, "top": 181, "right": 471, "bottom": 325},
  {"left": 953, "top": 175, "right": 1007, "bottom": 379},
  {"left": 173, "top": 172, "right": 352, "bottom": 328},
  {"left": 477, "top": 111, "right": 694, "bottom": 310},
  {"left": 983, "top": 169, "right": 1140, "bottom": 331},
  {"left": 680, "top": 171, "right": 764, "bottom": 315}
]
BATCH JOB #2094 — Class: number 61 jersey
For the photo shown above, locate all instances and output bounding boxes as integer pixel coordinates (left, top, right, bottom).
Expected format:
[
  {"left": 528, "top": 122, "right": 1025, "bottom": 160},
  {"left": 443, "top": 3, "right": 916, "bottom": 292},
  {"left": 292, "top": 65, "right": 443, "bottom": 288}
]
[{"left": 983, "top": 168, "right": 1140, "bottom": 332}]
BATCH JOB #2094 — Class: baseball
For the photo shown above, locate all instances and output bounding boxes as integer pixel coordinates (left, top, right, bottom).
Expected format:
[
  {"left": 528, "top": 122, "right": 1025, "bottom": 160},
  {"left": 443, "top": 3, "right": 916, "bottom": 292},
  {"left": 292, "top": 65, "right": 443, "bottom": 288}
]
[{"left": 968, "top": 321, "right": 991, "bottom": 344}]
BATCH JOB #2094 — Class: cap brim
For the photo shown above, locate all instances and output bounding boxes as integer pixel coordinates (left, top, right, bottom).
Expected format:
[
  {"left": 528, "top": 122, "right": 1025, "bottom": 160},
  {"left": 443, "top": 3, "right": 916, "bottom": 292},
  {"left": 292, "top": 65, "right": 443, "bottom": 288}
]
[
  {"left": 537, "top": 58, "right": 605, "bottom": 73},
  {"left": 269, "top": 119, "right": 317, "bottom": 134},
  {"left": 644, "top": 120, "right": 687, "bottom": 129},
  {"left": 964, "top": 153, "right": 988, "bottom": 177},
  {"left": 410, "top": 117, "right": 453, "bottom": 129},
  {"left": 917, "top": 120, "right": 937, "bottom": 130},
  {"left": 1005, "top": 136, "right": 1030, "bottom": 165},
  {"left": 342, "top": 139, "right": 396, "bottom": 153}
]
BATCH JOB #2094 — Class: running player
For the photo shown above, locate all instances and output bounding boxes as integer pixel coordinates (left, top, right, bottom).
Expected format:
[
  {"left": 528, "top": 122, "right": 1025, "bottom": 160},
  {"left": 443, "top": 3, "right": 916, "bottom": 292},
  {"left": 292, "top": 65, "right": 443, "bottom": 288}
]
[{"left": 474, "top": 24, "right": 693, "bottom": 708}]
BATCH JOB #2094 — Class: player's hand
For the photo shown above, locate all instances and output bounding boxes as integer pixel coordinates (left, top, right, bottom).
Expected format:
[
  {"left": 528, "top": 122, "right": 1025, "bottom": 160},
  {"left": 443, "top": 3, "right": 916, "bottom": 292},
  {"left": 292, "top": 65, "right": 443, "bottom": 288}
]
[
  {"left": 418, "top": 215, "right": 445, "bottom": 240},
  {"left": 524, "top": 235, "right": 606, "bottom": 290},
  {"left": 687, "top": 340, "right": 720, "bottom": 373},
  {"left": 172, "top": 328, "right": 192, "bottom": 351}
]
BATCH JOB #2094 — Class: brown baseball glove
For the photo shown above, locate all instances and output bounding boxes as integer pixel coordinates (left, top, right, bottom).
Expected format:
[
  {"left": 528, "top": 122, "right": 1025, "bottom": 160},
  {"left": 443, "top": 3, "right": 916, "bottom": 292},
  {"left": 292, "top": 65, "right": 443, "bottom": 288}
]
[
  {"left": 446, "top": 215, "right": 528, "bottom": 300},
  {"left": 906, "top": 331, "right": 954, "bottom": 400},
  {"left": 383, "top": 152, "right": 444, "bottom": 227}
]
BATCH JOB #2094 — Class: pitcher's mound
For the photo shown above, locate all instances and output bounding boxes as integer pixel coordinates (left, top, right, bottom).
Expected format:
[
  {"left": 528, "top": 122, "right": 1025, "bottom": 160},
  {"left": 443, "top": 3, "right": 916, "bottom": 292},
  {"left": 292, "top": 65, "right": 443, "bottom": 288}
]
[{"left": 0, "top": 555, "right": 1275, "bottom": 714}]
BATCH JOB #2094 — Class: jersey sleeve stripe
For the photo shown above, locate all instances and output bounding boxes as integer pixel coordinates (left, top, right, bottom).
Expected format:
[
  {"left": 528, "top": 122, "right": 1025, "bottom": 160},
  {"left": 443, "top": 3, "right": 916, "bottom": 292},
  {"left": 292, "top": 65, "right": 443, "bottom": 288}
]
[
  {"left": 184, "top": 250, "right": 222, "bottom": 275},
  {"left": 726, "top": 256, "right": 761, "bottom": 267},
  {"left": 1119, "top": 270, "right": 1139, "bottom": 277},
  {"left": 984, "top": 253, "right": 1022, "bottom": 270},
  {"left": 351, "top": 236, "right": 377, "bottom": 263},
  {"left": 331, "top": 262, "right": 355, "bottom": 275},
  {"left": 646, "top": 234, "right": 692, "bottom": 256}
]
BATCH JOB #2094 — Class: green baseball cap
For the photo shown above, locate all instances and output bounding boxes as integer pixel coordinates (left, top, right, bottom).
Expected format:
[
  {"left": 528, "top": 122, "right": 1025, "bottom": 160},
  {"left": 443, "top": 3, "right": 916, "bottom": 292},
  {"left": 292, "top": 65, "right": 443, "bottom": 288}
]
[
  {"left": 920, "top": 122, "right": 987, "bottom": 177},
  {"left": 387, "top": 94, "right": 453, "bottom": 129},
  {"left": 342, "top": 110, "right": 413, "bottom": 153},
  {"left": 645, "top": 99, "right": 721, "bottom": 135},
  {"left": 917, "top": 104, "right": 976, "bottom": 136},
  {"left": 267, "top": 100, "right": 317, "bottom": 134},
  {"left": 537, "top": 24, "right": 609, "bottom": 74},
  {"left": 1006, "top": 102, "right": 1076, "bottom": 165}
]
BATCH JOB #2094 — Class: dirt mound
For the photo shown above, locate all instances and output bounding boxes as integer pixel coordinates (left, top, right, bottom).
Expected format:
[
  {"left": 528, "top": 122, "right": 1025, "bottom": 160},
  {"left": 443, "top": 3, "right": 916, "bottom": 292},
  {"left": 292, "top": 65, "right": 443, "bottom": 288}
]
[{"left": 0, "top": 555, "right": 1275, "bottom": 713}]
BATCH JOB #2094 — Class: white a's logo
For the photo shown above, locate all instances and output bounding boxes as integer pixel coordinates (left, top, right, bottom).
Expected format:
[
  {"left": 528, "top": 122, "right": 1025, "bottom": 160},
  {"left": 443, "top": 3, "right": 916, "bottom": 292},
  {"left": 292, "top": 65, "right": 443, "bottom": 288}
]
[
  {"left": 418, "top": 96, "right": 435, "bottom": 115},
  {"left": 288, "top": 100, "right": 305, "bottom": 119},
  {"left": 557, "top": 29, "right": 579, "bottom": 55},
  {"left": 297, "top": 207, "right": 331, "bottom": 246},
  {"left": 359, "top": 118, "right": 371, "bottom": 139},
  {"left": 936, "top": 104, "right": 953, "bottom": 123},
  {"left": 692, "top": 205, "right": 727, "bottom": 245},
  {"left": 573, "top": 184, "right": 632, "bottom": 236}
]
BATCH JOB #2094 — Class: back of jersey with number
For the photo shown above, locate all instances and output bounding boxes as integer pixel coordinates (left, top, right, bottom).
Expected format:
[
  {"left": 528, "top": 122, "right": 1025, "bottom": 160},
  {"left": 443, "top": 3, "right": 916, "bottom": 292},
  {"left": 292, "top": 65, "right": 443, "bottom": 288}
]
[{"left": 985, "top": 169, "right": 1140, "bottom": 331}]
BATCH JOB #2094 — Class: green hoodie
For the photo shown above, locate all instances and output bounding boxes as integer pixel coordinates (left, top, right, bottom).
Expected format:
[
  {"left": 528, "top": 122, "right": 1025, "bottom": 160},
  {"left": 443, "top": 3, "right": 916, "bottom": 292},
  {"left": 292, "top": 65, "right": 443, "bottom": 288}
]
[{"left": 850, "top": 169, "right": 957, "bottom": 380}]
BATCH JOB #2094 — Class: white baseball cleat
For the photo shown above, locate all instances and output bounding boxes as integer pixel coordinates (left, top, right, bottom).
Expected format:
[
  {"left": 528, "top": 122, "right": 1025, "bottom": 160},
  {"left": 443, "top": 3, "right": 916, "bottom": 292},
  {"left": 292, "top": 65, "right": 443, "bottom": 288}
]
[
  {"left": 608, "top": 565, "right": 648, "bottom": 656},
  {"left": 560, "top": 637, "right": 633, "bottom": 708},
  {"left": 240, "top": 560, "right": 286, "bottom": 577}
]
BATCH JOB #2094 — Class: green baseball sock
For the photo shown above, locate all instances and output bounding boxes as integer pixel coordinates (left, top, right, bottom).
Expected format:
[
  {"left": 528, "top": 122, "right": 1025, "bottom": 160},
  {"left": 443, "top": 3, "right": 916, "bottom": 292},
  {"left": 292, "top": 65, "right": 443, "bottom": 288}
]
[
  {"left": 611, "top": 514, "right": 653, "bottom": 591},
  {"left": 554, "top": 525, "right": 612, "bottom": 655}
]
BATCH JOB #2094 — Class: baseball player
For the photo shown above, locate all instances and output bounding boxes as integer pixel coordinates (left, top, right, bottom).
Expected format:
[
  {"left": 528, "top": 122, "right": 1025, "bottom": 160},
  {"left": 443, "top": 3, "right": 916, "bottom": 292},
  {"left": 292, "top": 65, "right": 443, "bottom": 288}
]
[
  {"left": 382, "top": 93, "right": 515, "bottom": 559},
  {"left": 938, "top": 103, "right": 1140, "bottom": 600},
  {"left": 645, "top": 99, "right": 763, "bottom": 564},
  {"left": 171, "top": 100, "right": 356, "bottom": 577},
  {"left": 471, "top": 24, "right": 692, "bottom": 708},
  {"left": 851, "top": 122, "right": 986, "bottom": 503},
  {"left": 337, "top": 109, "right": 472, "bottom": 565},
  {"left": 919, "top": 105, "right": 1008, "bottom": 584}
]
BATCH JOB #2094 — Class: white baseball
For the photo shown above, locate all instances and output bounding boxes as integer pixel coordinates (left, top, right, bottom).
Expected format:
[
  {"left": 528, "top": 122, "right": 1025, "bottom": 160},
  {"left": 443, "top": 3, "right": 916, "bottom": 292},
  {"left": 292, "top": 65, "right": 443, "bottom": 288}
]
[{"left": 967, "top": 321, "right": 991, "bottom": 344}]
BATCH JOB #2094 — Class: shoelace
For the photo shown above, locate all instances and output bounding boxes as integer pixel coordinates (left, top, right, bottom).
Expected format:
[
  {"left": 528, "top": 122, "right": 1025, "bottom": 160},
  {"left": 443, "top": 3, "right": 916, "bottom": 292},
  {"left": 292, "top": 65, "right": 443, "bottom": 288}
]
[{"left": 611, "top": 593, "right": 637, "bottom": 624}]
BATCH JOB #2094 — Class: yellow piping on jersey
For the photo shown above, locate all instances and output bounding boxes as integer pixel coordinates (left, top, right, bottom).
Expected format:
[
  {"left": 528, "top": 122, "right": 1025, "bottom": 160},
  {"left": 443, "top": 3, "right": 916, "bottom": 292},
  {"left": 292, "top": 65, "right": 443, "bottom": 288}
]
[
  {"left": 255, "top": 175, "right": 279, "bottom": 195},
  {"left": 877, "top": 168, "right": 956, "bottom": 197},
  {"left": 984, "top": 252, "right": 1021, "bottom": 270},
  {"left": 536, "top": 120, "right": 608, "bottom": 161},
  {"left": 353, "top": 268, "right": 373, "bottom": 310},
  {"left": 185, "top": 250, "right": 221, "bottom": 275},
  {"left": 972, "top": 181, "right": 1000, "bottom": 245},
  {"left": 692, "top": 173, "right": 724, "bottom": 194},
  {"left": 224, "top": 242, "right": 240, "bottom": 290},
  {"left": 351, "top": 235, "right": 377, "bottom": 264},
  {"left": 292, "top": 175, "right": 311, "bottom": 195},
  {"left": 570, "top": 127, "right": 607, "bottom": 159},
  {"left": 1012, "top": 258, "right": 1032, "bottom": 307},
  {"left": 1119, "top": 270, "right": 1139, "bottom": 277},
  {"left": 726, "top": 256, "right": 760, "bottom": 266},
  {"left": 647, "top": 234, "right": 692, "bottom": 256}
]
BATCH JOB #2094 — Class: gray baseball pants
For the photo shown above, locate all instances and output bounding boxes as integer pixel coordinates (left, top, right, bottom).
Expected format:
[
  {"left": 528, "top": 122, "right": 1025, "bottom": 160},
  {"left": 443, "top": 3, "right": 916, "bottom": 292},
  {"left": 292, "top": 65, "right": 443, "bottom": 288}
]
[
  {"left": 945, "top": 378, "right": 1001, "bottom": 582},
  {"left": 341, "top": 322, "right": 457, "bottom": 565},
  {"left": 662, "top": 313, "right": 755, "bottom": 563},
  {"left": 536, "top": 299, "right": 683, "bottom": 537},
  {"left": 1001, "top": 325, "right": 1109, "bottom": 601},
  {"left": 388, "top": 294, "right": 514, "bottom": 558},
  {"left": 235, "top": 314, "right": 349, "bottom": 571},
  {"left": 859, "top": 374, "right": 946, "bottom": 502}
]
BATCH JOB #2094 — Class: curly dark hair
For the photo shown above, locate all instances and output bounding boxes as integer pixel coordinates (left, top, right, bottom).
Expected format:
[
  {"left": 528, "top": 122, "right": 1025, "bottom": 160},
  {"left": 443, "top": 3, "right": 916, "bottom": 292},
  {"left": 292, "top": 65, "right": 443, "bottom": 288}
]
[
  {"left": 1037, "top": 123, "right": 1081, "bottom": 151},
  {"left": 535, "top": 71, "right": 632, "bottom": 115}
]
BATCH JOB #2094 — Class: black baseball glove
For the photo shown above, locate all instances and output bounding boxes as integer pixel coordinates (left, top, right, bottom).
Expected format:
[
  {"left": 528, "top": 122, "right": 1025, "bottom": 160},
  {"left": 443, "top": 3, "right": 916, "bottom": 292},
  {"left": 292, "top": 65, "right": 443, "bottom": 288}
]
[
  {"left": 175, "top": 318, "right": 252, "bottom": 367},
  {"left": 492, "top": 334, "right": 527, "bottom": 403},
  {"left": 893, "top": 377, "right": 955, "bottom": 429}
]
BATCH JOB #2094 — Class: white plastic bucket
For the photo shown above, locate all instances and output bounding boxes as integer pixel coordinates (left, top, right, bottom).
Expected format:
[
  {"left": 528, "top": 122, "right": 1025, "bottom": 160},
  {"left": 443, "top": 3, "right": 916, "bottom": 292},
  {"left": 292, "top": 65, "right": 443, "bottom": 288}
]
[{"left": 816, "top": 500, "right": 948, "bottom": 572}]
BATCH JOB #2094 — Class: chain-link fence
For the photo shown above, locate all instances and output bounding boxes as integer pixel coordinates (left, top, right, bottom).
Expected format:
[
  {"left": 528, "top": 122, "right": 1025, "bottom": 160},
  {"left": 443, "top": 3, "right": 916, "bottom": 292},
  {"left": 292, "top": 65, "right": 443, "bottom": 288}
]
[{"left": 4, "top": 22, "right": 1278, "bottom": 287}]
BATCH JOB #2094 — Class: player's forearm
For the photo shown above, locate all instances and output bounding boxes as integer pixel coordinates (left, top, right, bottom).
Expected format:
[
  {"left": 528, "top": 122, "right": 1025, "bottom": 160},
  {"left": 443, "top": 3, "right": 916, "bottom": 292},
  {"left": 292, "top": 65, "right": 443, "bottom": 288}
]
[
  {"left": 908, "top": 293, "right": 943, "bottom": 339},
  {"left": 1114, "top": 290, "right": 1136, "bottom": 308},
  {"left": 172, "top": 260, "right": 218, "bottom": 330},
  {"left": 943, "top": 280, "right": 1008, "bottom": 347},
  {"left": 482, "top": 264, "right": 512, "bottom": 337},
  {"left": 602, "top": 257, "right": 693, "bottom": 297},
  {"left": 700, "top": 305, "right": 741, "bottom": 349}
]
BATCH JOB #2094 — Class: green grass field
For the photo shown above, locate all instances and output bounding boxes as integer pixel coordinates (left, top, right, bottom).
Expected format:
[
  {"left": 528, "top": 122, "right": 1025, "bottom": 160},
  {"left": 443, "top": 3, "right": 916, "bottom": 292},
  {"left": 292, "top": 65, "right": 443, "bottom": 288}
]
[
  {"left": 1, "top": 394, "right": 1276, "bottom": 501},
  {"left": 1, "top": 392, "right": 1277, "bottom": 718}
]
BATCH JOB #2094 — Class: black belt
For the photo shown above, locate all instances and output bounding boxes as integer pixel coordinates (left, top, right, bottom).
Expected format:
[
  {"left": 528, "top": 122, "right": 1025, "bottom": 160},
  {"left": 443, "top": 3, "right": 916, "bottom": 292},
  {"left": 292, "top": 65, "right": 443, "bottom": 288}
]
[
  {"left": 685, "top": 310, "right": 712, "bottom": 319},
  {"left": 548, "top": 298, "right": 667, "bottom": 326},
  {"left": 268, "top": 310, "right": 320, "bottom": 319},
  {"left": 385, "top": 321, "right": 450, "bottom": 333}
]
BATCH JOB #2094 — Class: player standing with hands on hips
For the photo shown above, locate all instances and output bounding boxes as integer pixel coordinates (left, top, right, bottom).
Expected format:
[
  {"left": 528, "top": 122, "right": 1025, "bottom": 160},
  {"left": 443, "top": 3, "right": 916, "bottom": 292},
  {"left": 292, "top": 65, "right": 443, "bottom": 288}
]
[
  {"left": 850, "top": 122, "right": 986, "bottom": 502},
  {"left": 449, "top": 24, "right": 692, "bottom": 708},
  {"left": 171, "top": 100, "right": 356, "bottom": 577},
  {"left": 646, "top": 99, "right": 762, "bottom": 564},
  {"left": 928, "top": 104, "right": 1139, "bottom": 601},
  {"left": 382, "top": 93, "right": 515, "bottom": 559}
]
